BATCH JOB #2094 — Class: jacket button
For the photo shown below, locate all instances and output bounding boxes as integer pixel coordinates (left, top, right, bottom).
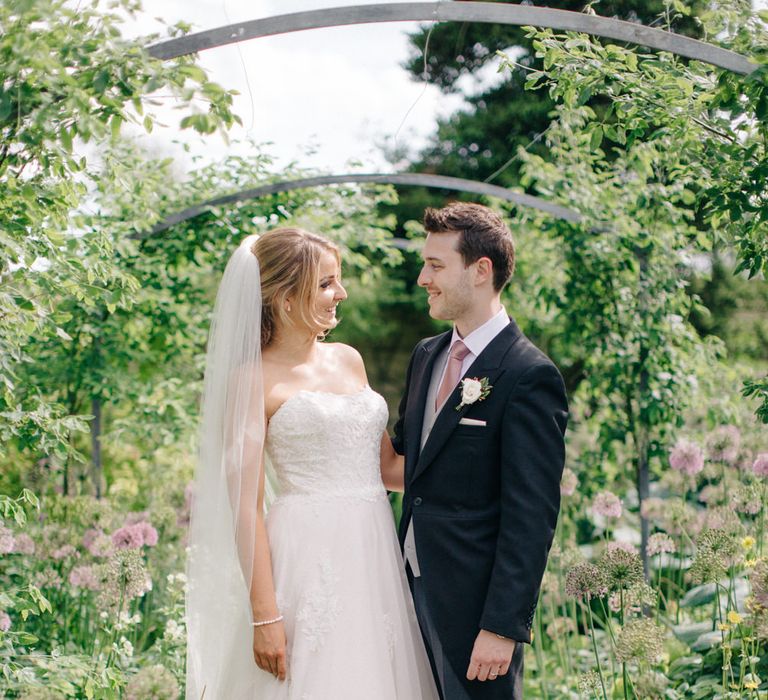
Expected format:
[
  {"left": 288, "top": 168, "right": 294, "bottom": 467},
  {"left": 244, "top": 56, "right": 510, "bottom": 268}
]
[{"left": 413, "top": 497, "right": 423, "bottom": 506}]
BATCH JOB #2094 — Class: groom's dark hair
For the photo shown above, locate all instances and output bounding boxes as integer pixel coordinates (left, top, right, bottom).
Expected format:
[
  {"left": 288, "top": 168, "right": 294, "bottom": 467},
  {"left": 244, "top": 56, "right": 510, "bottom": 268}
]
[{"left": 423, "top": 202, "right": 515, "bottom": 292}]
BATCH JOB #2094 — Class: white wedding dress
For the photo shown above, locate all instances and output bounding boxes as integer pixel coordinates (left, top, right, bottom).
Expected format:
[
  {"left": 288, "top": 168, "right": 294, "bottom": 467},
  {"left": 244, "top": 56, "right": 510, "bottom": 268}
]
[{"left": 253, "top": 386, "right": 439, "bottom": 699}]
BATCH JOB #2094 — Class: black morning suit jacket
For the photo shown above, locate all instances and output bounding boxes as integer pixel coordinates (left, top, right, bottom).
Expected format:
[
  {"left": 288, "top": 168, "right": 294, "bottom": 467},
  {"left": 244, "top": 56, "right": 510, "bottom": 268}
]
[{"left": 392, "top": 318, "right": 568, "bottom": 697}]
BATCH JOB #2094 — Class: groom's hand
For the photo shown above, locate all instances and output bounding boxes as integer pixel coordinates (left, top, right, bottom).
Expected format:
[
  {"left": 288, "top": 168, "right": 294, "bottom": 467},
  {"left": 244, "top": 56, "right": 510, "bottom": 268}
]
[{"left": 466, "top": 629, "right": 515, "bottom": 682}]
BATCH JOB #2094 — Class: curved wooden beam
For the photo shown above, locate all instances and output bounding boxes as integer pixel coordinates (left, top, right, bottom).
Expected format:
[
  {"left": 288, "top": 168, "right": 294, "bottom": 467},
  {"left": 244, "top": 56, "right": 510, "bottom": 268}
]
[
  {"left": 140, "top": 172, "right": 581, "bottom": 238},
  {"left": 147, "top": 2, "right": 754, "bottom": 75}
]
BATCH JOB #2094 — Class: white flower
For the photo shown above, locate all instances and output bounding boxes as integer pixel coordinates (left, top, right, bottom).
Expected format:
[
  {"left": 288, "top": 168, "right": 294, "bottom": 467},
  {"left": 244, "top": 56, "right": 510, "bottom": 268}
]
[{"left": 461, "top": 378, "right": 483, "bottom": 404}]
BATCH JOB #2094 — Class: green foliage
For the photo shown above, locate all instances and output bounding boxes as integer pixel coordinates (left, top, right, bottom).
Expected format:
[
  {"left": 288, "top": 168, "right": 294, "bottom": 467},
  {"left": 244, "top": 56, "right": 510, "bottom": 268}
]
[{"left": 0, "top": 0, "right": 240, "bottom": 464}]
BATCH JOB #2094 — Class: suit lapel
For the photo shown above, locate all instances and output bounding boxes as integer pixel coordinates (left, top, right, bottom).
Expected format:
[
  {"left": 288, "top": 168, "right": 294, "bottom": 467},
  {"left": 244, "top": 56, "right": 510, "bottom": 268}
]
[
  {"left": 404, "top": 332, "right": 451, "bottom": 483},
  {"left": 411, "top": 320, "right": 522, "bottom": 484}
]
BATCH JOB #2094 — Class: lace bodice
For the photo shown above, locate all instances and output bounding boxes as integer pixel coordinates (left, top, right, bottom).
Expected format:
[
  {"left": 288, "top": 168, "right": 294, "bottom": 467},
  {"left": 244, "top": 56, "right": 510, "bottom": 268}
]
[{"left": 266, "top": 386, "right": 389, "bottom": 502}]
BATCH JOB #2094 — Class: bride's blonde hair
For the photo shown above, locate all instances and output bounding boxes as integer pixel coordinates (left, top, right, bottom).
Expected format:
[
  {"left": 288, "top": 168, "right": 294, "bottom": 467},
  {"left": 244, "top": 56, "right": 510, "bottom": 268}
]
[{"left": 251, "top": 227, "right": 341, "bottom": 347}]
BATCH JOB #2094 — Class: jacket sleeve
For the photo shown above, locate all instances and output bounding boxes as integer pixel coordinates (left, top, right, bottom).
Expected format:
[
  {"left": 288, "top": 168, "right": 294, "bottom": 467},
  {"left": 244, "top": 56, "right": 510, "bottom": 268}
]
[
  {"left": 391, "top": 342, "right": 420, "bottom": 456},
  {"left": 479, "top": 362, "right": 568, "bottom": 643}
]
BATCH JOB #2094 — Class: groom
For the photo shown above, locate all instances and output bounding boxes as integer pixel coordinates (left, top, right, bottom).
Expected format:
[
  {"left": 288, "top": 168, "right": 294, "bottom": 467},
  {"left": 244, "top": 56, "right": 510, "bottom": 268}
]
[{"left": 392, "top": 202, "right": 568, "bottom": 699}]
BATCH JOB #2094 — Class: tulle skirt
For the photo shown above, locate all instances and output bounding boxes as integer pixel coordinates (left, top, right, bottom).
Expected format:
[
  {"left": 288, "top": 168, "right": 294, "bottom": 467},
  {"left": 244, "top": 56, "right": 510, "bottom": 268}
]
[{"left": 252, "top": 494, "right": 439, "bottom": 699}]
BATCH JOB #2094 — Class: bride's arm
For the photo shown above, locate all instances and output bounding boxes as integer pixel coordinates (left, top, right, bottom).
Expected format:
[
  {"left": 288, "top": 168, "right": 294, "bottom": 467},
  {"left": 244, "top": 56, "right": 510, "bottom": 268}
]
[
  {"left": 249, "top": 464, "right": 288, "bottom": 681},
  {"left": 380, "top": 432, "right": 404, "bottom": 492},
  {"left": 229, "top": 364, "right": 287, "bottom": 681}
]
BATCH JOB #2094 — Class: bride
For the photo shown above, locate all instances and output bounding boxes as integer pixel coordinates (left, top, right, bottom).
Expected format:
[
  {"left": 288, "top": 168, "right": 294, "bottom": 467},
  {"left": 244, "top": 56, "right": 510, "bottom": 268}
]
[{"left": 185, "top": 228, "right": 438, "bottom": 699}]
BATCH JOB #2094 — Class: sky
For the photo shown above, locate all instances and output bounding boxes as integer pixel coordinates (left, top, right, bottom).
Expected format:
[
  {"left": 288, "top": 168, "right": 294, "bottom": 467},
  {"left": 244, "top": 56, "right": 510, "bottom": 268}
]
[
  {"left": 121, "top": 0, "right": 767, "bottom": 179},
  {"left": 121, "top": 0, "right": 493, "bottom": 176}
]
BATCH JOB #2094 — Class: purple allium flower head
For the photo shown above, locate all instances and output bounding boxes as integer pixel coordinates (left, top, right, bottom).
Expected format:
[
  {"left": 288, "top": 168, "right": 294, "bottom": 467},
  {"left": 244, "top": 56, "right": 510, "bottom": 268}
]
[
  {"left": 592, "top": 491, "right": 622, "bottom": 519},
  {"left": 560, "top": 468, "right": 578, "bottom": 497},
  {"left": 85, "top": 530, "right": 113, "bottom": 558},
  {"left": 69, "top": 565, "right": 101, "bottom": 591},
  {"left": 0, "top": 611, "right": 10, "bottom": 632},
  {"left": 0, "top": 526, "right": 15, "bottom": 554},
  {"left": 707, "top": 425, "right": 741, "bottom": 464},
  {"left": 669, "top": 439, "right": 705, "bottom": 476},
  {"left": 13, "top": 533, "right": 35, "bottom": 555},
  {"left": 52, "top": 544, "right": 77, "bottom": 560},
  {"left": 753, "top": 453, "right": 768, "bottom": 478},
  {"left": 112, "top": 526, "right": 144, "bottom": 550},
  {"left": 646, "top": 533, "right": 676, "bottom": 557},
  {"left": 134, "top": 522, "right": 158, "bottom": 547},
  {"left": 606, "top": 541, "right": 636, "bottom": 555}
]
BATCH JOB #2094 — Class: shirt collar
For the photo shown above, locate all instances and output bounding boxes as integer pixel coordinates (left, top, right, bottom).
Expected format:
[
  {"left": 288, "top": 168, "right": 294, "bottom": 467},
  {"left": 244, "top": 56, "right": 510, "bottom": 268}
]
[{"left": 450, "top": 307, "right": 510, "bottom": 358}]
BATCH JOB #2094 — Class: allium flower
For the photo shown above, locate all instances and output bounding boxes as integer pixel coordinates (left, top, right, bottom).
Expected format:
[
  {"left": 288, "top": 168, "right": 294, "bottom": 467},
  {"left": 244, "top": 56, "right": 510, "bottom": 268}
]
[
  {"left": 640, "top": 497, "right": 666, "bottom": 522},
  {"left": 730, "top": 483, "right": 762, "bottom": 515},
  {"left": 99, "top": 550, "right": 150, "bottom": 609},
  {"left": 615, "top": 618, "right": 665, "bottom": 664},
  {"left": 0, "top": 611, "right": 10, "bottom": 632},
  {"left": 598, "top": 547, "right": 644, "bottom": 592},
  {"left": 707, "top": 425, "right": 741, "bottom": 463},
  {"left": 560, "top": 468, "right": 578, "bottom": 496},
  {"left": 750, "top": 559, "right": 768, "bottom": 608},
  {"left": 32, "top": 568, "right": 63, "bottom": 590},
  {"left": 698, "top": 483, "right": 725, "bottom": 506},
  {"left": 577, "top": 670, "right": 602, "bottom": 697},
  {"left": 647, "top": 533, "right": 676, "bottom": 557},
  {"left": 13, "top": 534, "right": 35, "bottom": 555},
  {"left": 112, "top": 525, "right": 144, "bottom": 550},
  {"left": 52, "top": 544, "right": 77, "bottom": 560},
  {"left": 85, "top": 530, "right": 113, "bottom": 558},
  {"left": 592, "top": 491, "right": 622, "bottom": 519},
  {"left": 753, "top": 453, "right": 768, "bottom": 478},
  {"left": 610, "top": 585, "right": 654, "bottom": 614},
  {"left": 690, "top": 528, "right": 740, "bottom": 584},
  {"left": 69, "top": 565, "right": 101, "bottom": 591},
  {"left": 0, "top": 526, "right": 15, "bottom": 554},
  {"left": 124, "top": 665, "right": 180, "bottom": 700},
  {"left": 545, "top": 616, "right": 576, "bottom": 638},
  {"left": 699, "top": 506, "right": 743, "bottom": 535},
  {"left": 632, "top": 671, "right": 669, "bottom": 699},
  {"left": 565, "top": 562, "right": 608, "bottom": 600},
  {"left": 669, "top": 439, "right": 704, "bottom": 476},
  {"left": 134, "top": 522, "right": 158, "bottom": 547},
  {"left": 606, "top": 541, "right": 636, "bottom": 555}
]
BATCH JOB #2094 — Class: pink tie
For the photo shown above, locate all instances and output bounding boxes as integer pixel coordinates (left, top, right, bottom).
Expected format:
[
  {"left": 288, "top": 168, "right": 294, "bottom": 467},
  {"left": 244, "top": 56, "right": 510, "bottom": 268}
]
[{"left": 436, "top": 340, "right": 471, "bottom": 410}]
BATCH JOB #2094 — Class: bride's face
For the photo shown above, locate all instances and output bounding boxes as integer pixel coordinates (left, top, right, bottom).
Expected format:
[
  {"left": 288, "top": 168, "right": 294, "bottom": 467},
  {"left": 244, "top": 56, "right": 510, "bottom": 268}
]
[{"left": 313, "top": 251, "right": 347, "bottom": 329}]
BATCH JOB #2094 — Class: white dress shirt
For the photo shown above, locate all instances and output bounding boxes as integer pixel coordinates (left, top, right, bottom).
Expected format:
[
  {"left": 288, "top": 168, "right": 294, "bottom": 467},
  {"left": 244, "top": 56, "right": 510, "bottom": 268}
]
[{"left": 434, "top": 307, "right": 511, "bottom": 404}]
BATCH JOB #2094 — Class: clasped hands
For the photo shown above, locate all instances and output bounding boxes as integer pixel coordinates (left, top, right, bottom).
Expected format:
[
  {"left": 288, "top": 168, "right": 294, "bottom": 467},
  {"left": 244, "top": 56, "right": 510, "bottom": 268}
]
[{"left": 466, "top": 629, "right": 516, "bottom": 682}]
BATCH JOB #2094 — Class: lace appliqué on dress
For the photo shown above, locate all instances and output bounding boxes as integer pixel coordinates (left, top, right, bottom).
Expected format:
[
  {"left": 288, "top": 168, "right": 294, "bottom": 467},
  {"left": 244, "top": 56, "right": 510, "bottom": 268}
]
[
  {"left": 382, "top": 612, "right": 397, "bottom": 661},
  {"left": 296, "top": 553, "right": 342, "bottom": 652}
]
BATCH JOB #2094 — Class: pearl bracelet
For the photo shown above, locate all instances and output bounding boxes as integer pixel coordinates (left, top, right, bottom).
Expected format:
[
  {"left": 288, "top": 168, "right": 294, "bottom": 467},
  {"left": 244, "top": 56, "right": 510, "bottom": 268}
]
[{"left": 252, "top": 614, "right": 284, "bottom": 627}]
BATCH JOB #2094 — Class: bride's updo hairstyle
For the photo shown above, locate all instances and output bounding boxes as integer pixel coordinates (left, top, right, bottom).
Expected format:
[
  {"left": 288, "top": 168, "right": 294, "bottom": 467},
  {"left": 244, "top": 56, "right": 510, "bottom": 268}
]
[{"left": 251, "top": 227, "right": 341, "bottom": 347}]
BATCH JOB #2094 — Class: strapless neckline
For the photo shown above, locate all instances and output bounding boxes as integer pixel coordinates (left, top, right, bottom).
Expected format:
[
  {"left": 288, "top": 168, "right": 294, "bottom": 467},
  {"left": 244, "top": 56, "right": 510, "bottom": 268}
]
[{"left": 269, "top": 385, "right": 373, "bottom": 425}]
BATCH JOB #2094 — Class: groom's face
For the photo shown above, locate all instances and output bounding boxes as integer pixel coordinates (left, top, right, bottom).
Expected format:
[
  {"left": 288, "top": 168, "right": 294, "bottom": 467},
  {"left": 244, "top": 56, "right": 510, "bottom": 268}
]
[{"left": 418, "top": 231, "right": 474, "bottom": 322}]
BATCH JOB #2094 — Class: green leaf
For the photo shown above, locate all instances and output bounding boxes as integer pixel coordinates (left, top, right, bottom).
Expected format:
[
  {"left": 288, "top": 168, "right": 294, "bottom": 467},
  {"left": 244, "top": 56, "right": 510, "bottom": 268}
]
[{"left": 590, "top": 125, "right": 603, "bottom": 150}]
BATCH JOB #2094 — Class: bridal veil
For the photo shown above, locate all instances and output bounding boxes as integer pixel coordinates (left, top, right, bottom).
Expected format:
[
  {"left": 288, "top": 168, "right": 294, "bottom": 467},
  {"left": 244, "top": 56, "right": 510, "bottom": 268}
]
[{"left": 186, "top": 234, "right": 265, "bottom": 699}]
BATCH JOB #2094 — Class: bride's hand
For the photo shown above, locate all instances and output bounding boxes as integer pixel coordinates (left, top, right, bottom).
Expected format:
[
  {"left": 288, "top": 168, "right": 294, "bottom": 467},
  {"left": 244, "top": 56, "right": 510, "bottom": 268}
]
[{"left": 253, "top": 622, "right": 288, "bottom": 681}]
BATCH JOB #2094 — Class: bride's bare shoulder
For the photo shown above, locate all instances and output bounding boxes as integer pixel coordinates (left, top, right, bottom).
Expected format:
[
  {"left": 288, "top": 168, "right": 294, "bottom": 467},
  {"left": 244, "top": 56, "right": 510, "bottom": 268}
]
[{"left": 324, "top": 342, "right": 367, "bottom": 379}]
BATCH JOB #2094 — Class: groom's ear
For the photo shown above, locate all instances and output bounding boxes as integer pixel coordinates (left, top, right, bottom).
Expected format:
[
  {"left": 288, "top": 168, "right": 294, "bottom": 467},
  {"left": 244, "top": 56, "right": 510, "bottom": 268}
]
[{"left": 473, "top": 257, "right": 494, "bottom": 287}]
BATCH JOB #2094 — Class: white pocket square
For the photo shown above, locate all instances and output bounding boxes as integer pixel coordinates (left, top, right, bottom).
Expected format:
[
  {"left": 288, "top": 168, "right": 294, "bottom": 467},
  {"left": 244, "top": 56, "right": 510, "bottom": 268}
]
[{"left": 458, "top": 417, "right": 487, "bottom": 426}]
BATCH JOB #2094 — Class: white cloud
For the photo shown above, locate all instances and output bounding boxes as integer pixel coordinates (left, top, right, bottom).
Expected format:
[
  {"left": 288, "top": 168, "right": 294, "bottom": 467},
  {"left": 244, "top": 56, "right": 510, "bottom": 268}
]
[{"left": 121, "top": 0, "right": 467, "bottom": 174}]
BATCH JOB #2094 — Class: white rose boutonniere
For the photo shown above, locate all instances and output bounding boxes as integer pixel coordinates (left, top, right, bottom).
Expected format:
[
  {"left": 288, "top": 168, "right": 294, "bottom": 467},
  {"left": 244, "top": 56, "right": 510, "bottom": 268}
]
[{"left": 455, "top": 377, "right": 492, "bottom": 411}]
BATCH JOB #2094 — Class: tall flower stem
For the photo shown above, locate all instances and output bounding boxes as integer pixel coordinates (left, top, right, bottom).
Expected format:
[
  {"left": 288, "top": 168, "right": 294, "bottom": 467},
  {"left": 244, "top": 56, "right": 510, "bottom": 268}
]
[
  {"left": 586, "top": 600, "right": 609, "bottom": 700},
  {"left": 620, "top": 588, "right": 629, "bottom": 700}
]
